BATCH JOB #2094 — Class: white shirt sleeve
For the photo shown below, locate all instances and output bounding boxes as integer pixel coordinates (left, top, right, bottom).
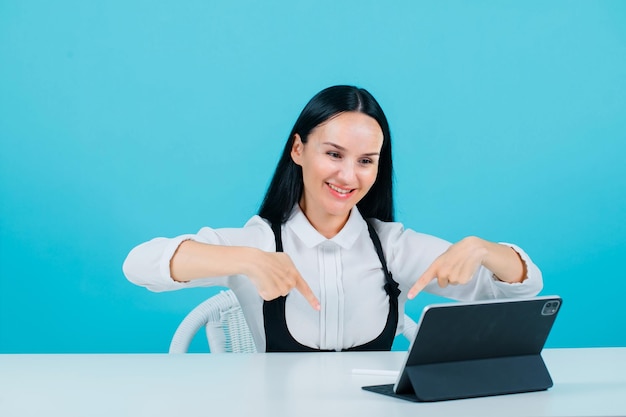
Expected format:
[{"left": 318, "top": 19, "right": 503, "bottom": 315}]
[
  {"left": 122, "top": 216, "right": 275, "bottom": 292},
  {"left": 122, "top": 233, "right": 203, "bottom": 292}
]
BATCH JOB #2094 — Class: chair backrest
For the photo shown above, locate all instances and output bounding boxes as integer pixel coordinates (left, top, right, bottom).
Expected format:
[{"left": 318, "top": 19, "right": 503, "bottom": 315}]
[
  {"left": 169, "top": 289, "right": 418, "bottom": 353},
  {"left": 169, "top": 289, "right": 258, "bottom": 353}
]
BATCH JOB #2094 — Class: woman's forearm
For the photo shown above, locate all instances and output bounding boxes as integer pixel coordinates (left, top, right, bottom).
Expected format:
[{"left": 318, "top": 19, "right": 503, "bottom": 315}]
[{"left": 170, "top": 240, "right": 257, "bottom": 282}]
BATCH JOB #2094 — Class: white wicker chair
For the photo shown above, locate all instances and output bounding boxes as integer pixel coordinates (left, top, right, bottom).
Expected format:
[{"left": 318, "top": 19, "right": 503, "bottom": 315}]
[
  {"left": 169, "top": 289, "right": 419, "bottom": 353},
  {"left": 169, "top": 290, "right": 258, "bottom": 353}
]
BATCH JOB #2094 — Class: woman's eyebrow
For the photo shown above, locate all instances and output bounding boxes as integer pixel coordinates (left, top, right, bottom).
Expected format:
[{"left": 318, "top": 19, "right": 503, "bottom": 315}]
[{"left": 322, "top": 142, "right": 380, "bottom": 156}]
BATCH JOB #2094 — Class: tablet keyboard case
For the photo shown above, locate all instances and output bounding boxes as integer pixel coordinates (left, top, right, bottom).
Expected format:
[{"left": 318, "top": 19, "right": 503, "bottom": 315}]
[{"left": 363, "top": 296, "right": 561, "bottom": 402}]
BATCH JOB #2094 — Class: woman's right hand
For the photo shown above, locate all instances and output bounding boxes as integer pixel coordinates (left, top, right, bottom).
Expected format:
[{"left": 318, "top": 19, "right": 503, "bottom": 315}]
[
  {"left": 244, "top": 249, "right": 321, "bottom": 311},
  {"left": 170, "top": 241, "right": 320, "bottom": 310}
]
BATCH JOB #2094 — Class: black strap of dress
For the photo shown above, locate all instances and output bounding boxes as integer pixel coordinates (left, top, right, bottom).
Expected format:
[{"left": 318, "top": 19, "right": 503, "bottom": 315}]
[{"left": 263, "top": 220, "right": 401, "bottom": 352}]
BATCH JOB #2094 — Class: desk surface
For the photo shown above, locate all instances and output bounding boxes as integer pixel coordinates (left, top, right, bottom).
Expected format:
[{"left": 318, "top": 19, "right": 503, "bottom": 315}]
[{"left": 1, "top": 348, "right": 625, "bottom": 417}]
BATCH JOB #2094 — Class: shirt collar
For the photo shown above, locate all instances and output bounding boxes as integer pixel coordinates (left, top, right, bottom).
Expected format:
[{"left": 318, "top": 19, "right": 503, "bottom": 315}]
[{"left": 287, "top": 205, "right": 367, "bottom": 249}]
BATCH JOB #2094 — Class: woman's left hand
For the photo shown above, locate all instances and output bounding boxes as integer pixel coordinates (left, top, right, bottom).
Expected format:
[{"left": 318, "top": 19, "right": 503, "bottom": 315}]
[
  {"left": 407, "top": 236, "right": 526, "bottom": 299},
  {"left": 407, "top": 236, "right": 488, "bottom": 299}
]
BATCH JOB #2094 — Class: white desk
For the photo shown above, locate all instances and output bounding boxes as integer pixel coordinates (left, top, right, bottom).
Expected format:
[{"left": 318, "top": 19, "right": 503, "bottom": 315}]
[{"left": 1, "top": 348, "right": 625, "bottom": 417}]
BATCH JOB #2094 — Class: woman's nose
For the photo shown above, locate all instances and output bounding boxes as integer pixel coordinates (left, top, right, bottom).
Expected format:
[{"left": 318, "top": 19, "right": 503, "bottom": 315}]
[{"left": 336, "top": 160, "right": 356, "bottom": 183}]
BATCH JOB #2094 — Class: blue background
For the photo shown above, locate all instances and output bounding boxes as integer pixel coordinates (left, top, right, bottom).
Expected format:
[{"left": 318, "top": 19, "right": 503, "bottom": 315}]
[{"left": 1, "top": 1, "right": 625, "bottom": 353}]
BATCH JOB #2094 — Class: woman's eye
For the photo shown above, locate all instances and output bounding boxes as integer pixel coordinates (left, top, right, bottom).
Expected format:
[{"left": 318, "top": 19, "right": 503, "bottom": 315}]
[
  {"left": 359, "top": 158, "right": 373, "bottom": 165},
  {"left": 327, "top": 152, "right": 341, "bottom": 159}
]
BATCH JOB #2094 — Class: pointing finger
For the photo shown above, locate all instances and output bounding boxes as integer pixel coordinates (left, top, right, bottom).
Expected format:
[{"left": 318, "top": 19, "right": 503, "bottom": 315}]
[
  {"left": 408, "top": 263, "right": 438, "bottom": 300},
  {"left": 295, "top": 275, "right": 321, "bottom": 311}
]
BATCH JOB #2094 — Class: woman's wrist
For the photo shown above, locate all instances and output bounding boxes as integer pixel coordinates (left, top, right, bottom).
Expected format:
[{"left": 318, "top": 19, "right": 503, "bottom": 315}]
[{"left": 482, "top": 241, "right": 526, "bottom": 284}]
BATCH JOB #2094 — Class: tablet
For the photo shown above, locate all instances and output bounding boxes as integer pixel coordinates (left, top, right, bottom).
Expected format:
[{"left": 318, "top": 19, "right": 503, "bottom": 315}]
[{"left": 363, "top": 295, "right": 562, "bottom": 402}]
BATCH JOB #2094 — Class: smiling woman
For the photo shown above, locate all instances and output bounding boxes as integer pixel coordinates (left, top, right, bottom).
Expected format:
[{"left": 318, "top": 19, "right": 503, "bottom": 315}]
[
  {"left": 259, "top": 86, "right": 394, "bottom": 227},
  {"left": 122, "top": 85, "right": 543, "bottom": 353}
]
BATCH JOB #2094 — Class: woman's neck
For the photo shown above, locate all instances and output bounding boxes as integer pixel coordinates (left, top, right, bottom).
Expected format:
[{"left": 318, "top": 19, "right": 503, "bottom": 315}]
[{"left": 298, "top": 202, "right": 350, "bottom": 239}]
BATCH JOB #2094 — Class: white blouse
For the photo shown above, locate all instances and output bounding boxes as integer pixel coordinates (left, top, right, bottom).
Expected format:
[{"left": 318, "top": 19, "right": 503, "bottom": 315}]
[{"left": 123, "top": 206, "right": 543, "bottom": 352}]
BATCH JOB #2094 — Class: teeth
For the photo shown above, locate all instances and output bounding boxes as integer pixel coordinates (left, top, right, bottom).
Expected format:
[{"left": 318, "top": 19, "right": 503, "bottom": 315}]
[{"left": 328, "top": 183, "right": 352, "bottom": 194}]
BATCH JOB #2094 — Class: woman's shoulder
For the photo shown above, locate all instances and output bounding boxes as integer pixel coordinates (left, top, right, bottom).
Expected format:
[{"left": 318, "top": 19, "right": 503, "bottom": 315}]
[
  {"left": 367, "top": 217, "right": 450, "bottom": 247},
  {"left": 243, "top": 214, "right": 272, "bottom": 229},
  {"left": 365, "top": 217, "right": 407, "bottom": 239},
  {"left": 194, "top": 215, "right": 275, "bottom": 250},
  {"left": 195, "top": 214, "right": 270, "bottom": 232}
]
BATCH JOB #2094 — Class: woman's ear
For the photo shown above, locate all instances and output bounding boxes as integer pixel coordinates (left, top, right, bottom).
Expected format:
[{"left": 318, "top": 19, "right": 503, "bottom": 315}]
[{"left": 291, "top": 134, "right": 304, "bottom": 166}]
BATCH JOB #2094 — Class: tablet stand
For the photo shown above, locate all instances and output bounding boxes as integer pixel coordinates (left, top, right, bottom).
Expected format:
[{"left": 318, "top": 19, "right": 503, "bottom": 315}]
[{"left": 405, "top": 354, "right": 553, "bottom": 402}]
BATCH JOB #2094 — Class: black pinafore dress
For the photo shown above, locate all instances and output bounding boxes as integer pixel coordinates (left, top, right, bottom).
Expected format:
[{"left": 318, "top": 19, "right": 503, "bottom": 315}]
[{"left": 263, "top": 220, "right": 401, "bottom": 352}]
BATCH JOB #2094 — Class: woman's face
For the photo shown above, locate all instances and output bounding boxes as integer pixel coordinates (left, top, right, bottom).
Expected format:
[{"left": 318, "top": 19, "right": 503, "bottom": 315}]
[{"left": 291, "top": 111, "right": 384, "bottom": 236}]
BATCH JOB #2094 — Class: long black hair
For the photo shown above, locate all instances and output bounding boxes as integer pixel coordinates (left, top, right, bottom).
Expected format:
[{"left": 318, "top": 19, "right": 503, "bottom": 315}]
[{"left": 258, "top": 85, "right": 394, "bottom": 224}]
